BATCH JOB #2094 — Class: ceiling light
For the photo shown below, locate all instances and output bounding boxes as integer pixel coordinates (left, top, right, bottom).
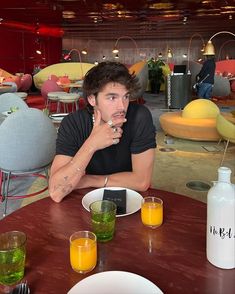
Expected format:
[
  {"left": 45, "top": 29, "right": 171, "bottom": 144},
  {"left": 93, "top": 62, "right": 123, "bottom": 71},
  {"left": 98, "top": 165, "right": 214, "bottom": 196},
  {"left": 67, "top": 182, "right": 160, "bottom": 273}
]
[
  {"left": 162, "top": 13, "right": 180, "bottom": 18},
  {"left": 94, "top": 61, "right": 99, "bottom": 65},
  {"left": 63, "top": 15, "right": 76, "bottom": 19},
  {"left": 201, "top": 0, "right": 214, "bottom": 4},
  {"left": 220, "top": 10, "right": 235, "bottom": 14},
  {"left": 115, "top": 54, "right": 119, "bottom": 59},
  {"left": 63, "top": 11, "right": 75, "bottom": 15},
  {"left": 149, "top": 3, "right": 173, "bottom": 10},
  {"left": 229, "top": 14, "right": 233, "bottom": 20},
  {"left": 36, "top": 49, "right": 42, "bottom": 55},
  {"left": 182, "top": 16, "right": 187, "bottom": 24},
  {"left": 167, "top": 49, "right": 173, "bottom": 58},
  {"left": 62, "top": 10, "right": 76, "bottom": 19},
  {"left": 196, "top": 12, "right": 221, "bottom": 16},
  {"left": 103, "top": 3, "right": 119, "bottom": 10},
  {"left": 221, "top": 6, "right": 235, "bottom": 9},
  {"left": 81, "top": 48, "right": 88, "bottom": 55},
  {"left": 196, "top": 8, "right": 220, "bottom": 13},
  {"left": 112, "top": 47, "right": 119, "bottom": 54}
]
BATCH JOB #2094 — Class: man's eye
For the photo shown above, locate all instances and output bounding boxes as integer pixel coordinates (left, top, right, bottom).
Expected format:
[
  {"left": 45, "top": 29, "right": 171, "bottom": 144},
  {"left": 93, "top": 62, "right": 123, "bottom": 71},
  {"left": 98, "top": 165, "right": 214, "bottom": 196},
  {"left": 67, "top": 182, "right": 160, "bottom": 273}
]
[
  {"left": 108, "top": 96, "right": 116, "bottom": 100},
  {"left": 124, "top": 94, "right": 130, "bottom": 100}
]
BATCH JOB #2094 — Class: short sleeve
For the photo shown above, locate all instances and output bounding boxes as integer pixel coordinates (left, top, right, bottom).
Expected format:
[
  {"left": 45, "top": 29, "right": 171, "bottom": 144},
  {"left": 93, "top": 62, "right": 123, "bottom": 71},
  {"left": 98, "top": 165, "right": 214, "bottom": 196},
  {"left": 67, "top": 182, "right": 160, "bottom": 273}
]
[
  {"left": 56, "top": 110, "right": 92, "bottom": 157},
  {"left": 129, "top": 105, "right": 156, "bottom": 154}
]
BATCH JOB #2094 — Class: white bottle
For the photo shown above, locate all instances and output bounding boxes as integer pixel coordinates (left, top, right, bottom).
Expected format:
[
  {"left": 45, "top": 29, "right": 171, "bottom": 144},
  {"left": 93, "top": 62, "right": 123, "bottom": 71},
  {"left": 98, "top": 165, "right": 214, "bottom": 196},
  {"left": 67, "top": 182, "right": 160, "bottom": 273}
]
[{"left": 206, "top": 167, "right": 235, "bottom": 269}]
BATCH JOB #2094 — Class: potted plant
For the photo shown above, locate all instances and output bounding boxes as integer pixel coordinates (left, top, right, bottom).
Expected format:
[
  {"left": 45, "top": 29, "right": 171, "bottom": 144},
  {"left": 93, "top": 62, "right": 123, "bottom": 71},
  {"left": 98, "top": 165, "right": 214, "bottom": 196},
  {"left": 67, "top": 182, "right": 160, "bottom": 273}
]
[{"left": 148, "top": 58, "right": 165, "bottom": 94}]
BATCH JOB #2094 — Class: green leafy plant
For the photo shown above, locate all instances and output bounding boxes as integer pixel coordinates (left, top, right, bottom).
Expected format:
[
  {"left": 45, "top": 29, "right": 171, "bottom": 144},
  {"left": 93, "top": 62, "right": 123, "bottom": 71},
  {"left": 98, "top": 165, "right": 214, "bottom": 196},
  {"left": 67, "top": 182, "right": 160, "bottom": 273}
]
[
  {"left": 148, "top": 58, "right": 165, "bottom": 93},
  {"left": 42, "top": 108, "right": 49, "bottom": 116}
]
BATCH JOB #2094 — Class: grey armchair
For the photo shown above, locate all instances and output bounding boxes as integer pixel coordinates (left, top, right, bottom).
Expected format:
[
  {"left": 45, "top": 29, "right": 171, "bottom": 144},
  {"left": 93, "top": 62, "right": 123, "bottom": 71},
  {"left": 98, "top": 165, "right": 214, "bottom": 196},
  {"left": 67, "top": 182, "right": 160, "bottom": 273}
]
[
  {"left": 0, "top": 93, "right": 28, "bottom": 112},
  {"left": 0, "top": 108, "right": 57, "bottom": 216},
  {"left": 212, "top": 75, "right": 231, "bottom": 97}
]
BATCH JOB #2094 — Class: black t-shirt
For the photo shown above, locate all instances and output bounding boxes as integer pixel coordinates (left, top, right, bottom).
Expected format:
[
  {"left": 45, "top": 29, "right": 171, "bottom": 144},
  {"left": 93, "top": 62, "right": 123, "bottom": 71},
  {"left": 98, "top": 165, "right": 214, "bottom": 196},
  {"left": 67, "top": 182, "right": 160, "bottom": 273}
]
[
  {"left": 56, "top": 103, "right": 156, "bottom": 175},
  {"left": 197, "top": 58, "right": 216, "bottom": 84}
]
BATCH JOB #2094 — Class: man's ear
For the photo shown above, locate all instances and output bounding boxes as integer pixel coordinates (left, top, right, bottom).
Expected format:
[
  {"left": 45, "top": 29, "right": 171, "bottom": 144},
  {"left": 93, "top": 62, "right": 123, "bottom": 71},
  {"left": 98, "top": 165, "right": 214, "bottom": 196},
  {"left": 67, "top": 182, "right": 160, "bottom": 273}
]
[{"left": 87, "top": 95, "right": 96, "bottom": 107}]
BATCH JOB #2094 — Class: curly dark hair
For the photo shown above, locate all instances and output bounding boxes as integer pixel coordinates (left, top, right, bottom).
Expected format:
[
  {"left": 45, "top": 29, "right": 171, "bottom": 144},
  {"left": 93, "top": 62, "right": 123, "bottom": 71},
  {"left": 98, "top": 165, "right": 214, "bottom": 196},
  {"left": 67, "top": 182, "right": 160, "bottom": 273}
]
[{"left": 82, "top": 61, "right": 141, "bottom": 103}]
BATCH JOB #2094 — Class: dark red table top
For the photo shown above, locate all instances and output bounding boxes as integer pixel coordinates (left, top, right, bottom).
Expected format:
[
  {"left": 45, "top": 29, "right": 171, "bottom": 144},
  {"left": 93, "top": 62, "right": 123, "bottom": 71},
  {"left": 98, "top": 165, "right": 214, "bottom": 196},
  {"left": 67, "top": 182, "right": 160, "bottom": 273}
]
[{"left": 0, "top": 188, "right": 234, "bottom": 294}]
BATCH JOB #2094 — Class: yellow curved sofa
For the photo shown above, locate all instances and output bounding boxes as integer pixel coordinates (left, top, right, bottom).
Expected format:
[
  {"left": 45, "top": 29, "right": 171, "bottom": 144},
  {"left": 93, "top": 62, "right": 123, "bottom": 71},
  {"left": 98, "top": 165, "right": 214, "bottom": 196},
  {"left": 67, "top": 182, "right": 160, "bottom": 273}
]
[
  {"left": 159, "top": 99, "right": 235, "bottom": 141},
  {"left": 33, "top": 62, "right": 95, "bottom": 89},
  {"left": 0, "top": 68, "right": 13, "bottom": 79},
  {"left": 128, "top": 61, "right": 148, "bottom": 98}
]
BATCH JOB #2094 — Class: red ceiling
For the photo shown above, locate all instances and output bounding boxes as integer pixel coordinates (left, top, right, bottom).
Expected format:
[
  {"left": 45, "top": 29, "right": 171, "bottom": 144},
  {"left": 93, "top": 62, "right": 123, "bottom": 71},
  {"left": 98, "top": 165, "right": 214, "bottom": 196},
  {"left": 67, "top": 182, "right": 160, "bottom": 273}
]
[{"left": 0, "top": 0, "right": 235, "bottom": 39}]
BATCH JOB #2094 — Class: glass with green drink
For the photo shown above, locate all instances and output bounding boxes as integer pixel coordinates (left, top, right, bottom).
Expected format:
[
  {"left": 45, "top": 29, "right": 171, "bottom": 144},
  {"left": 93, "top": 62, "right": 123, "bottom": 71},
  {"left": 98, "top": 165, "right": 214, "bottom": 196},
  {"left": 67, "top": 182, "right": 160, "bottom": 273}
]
[
  {"left": 0, "top": 231, "right": 26, "bottom": 286},
  {"left": 90, "top": 200, "right": 117, "bottom": 242}
]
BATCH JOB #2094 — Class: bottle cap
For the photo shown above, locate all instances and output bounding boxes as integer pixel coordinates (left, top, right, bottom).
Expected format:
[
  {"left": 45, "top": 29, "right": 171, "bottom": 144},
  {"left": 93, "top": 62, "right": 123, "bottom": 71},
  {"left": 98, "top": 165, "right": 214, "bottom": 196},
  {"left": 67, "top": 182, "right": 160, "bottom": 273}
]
[{"left": 218, "top": 167, "right": 232, "bottom": 183}]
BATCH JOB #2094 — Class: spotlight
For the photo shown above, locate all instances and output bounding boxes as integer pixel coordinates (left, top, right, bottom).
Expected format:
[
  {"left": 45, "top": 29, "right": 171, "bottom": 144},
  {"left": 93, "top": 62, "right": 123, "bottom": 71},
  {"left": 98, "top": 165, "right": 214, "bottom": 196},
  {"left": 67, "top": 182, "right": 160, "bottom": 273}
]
[{"left": 81, "top": 48, "right": 88, "bottom": 55}]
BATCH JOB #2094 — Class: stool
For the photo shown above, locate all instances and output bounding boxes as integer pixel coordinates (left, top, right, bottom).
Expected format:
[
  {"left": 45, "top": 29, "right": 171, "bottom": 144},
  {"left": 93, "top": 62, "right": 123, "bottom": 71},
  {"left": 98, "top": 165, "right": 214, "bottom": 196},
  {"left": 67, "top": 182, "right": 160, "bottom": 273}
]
[
  {"left": 47, "top": 91, "right": 65, "bottom": 113},
  {"left": 57, "top": 93, "right": 80, "bottom": 113},
  {"left": 15, "top": 92, "right": 28, "bottom": 100}
]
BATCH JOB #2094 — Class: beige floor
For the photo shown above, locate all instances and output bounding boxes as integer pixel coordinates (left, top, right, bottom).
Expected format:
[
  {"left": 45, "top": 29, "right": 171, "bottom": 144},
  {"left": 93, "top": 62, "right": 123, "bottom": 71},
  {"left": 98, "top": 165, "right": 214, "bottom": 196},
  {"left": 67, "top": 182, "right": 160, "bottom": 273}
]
[
  {"left": 21, "top": 130, "right": 235, "bottom": 208},
  {"left": 152, "top": 131, "right": 235, "bottom": 203}
]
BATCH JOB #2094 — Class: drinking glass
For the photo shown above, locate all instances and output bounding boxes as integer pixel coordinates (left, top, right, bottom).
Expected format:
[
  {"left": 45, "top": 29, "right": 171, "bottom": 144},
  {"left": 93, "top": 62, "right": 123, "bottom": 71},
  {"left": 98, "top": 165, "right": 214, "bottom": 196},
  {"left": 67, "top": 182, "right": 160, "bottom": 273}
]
[
  {"left": 0, "top": 231, "right": 27, "bottom": 286},
  {"left": 141, "top": 197, "right": 163, "bottom": 229},
  {"left": 90, "top": 200, "right": 117, "bottom": 242},
  {"left": 70, "top": 231, "right": 97, "bottom": 274}
]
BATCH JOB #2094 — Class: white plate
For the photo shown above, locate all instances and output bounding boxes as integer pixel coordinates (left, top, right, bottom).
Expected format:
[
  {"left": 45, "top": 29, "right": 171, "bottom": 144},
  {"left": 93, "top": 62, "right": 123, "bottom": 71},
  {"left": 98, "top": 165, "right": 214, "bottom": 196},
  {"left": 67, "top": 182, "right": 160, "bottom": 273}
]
[
  {"left": 68, "top": 271, "right": 163, "bottom": 294},
  {"left": 82, "top": 187, "right": 143, "bottom": 217},
  {"left": 49, "top": 113, "right": 68, "bottom": 121}
]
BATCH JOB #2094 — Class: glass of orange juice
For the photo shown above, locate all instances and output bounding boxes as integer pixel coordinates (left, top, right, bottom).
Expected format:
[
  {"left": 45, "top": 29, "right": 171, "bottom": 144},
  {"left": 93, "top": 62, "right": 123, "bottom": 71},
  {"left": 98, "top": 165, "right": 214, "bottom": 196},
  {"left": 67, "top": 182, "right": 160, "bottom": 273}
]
[
  {"left": 69, "top": 231, "right": 97, "bottom": 274},
  {"left": 141, "top": 197, "right": 163, "bottom": 229}
]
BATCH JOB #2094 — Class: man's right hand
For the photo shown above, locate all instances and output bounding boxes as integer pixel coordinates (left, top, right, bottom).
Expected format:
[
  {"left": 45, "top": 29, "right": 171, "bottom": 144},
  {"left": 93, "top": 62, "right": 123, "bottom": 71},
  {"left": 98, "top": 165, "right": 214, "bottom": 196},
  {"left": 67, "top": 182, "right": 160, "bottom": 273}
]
[{"left": 87, "top": 109, "right": 125, "bottom": 151}]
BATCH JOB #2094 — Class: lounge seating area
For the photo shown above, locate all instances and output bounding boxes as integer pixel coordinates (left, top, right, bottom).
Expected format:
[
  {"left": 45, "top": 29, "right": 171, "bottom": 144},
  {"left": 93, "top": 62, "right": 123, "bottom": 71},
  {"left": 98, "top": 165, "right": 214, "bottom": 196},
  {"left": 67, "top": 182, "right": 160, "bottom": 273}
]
[
  {"left": 0, "top": 4, "right": 235, "bottom": 291},
  {"left": 160, "top": 99, "right": 235, "bottom": 141},
  {"left": 33, "top": 62, "right": 95, "bottom": 89},
  {"left": 0, "top": 68, "right": 32, "bottom": 93}
]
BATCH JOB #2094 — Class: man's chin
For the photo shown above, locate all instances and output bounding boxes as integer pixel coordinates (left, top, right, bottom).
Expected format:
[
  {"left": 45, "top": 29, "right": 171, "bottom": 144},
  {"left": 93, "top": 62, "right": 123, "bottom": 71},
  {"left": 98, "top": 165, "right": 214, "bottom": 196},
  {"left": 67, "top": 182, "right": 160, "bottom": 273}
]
[{"left": 115, "top": 123, "right": 124, "bottom": 127}]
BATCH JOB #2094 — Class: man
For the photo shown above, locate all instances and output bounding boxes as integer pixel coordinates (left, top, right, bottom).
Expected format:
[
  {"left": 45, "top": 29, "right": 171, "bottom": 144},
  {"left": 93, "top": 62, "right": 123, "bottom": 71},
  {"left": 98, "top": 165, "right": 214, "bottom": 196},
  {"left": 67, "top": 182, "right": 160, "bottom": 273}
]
[
  {"left": 49, "top": 61, "right": 156, "bottom": 203},
  {"left": 196, "top": 54, "right": 216, "bottom": 99}
]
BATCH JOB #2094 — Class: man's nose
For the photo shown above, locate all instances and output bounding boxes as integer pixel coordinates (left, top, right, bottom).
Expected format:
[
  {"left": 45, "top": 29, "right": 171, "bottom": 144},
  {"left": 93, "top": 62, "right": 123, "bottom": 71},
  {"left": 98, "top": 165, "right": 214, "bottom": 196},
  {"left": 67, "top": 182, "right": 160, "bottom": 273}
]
[{"left": 117, "top": 98, "right": 125, "bottom": 110}]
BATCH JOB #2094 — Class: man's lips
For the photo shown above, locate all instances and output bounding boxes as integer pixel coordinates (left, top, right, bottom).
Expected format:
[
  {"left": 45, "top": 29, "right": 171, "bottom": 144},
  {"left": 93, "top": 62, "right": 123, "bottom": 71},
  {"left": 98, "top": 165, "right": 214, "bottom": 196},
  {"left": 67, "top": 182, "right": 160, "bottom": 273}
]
[{"left": 112, "top": 112, "right": 126, "bottom": 119}]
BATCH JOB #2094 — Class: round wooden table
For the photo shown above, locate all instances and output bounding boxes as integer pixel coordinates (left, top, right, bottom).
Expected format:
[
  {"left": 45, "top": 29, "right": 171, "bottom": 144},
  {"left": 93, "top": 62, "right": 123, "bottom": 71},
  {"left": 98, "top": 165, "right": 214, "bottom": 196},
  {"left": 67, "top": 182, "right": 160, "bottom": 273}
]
[{"left": 0, "top": 188, "right": 234, "bottom": 294}]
